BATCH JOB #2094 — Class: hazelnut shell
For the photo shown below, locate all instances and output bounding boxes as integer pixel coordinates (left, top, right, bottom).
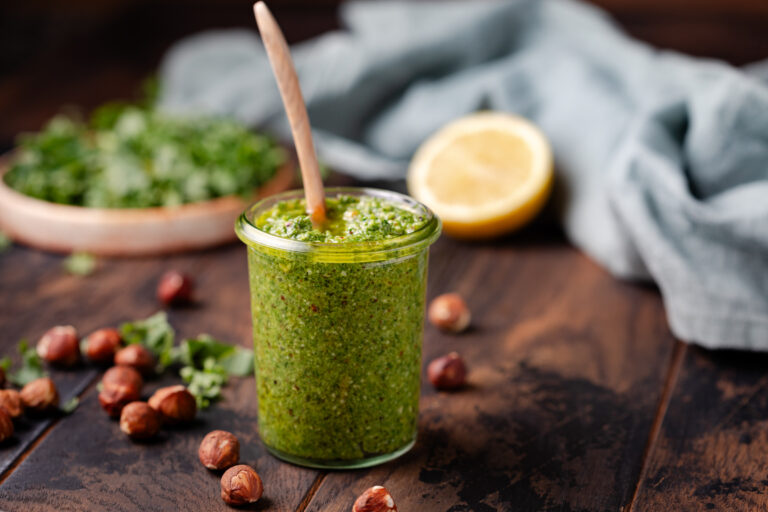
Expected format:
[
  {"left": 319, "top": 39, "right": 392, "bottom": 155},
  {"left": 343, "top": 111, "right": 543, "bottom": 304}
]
[
  {"left": 427, "top": 352, "right": 467, "bottom": 390},
  {"left": 85, "top": 328, "right": 122, "bottom": 364},
  {"left": 114, "top": 344, "right": 155, "bottom": 375},
  {"left": 199, "top": 430, "right": 240, "bottom": 470},
  {"left": 148, "top": 385, "right": 196, "bottom": 425},
  {"left": 119, "top": 401, "right": 161, "bottom": 439},
  {"left": 428, "top": 293, "right": 471, "bottom": 333},
  {"left": 157, "top": 270, "right": 194, "bottom": 306},
  {"left": 102, "top": 366, "right": 143, "bottom": 392},
  {"left": 20, "top": 377, "right": 59, "bottom": 412},
  {"left": 220, "top": 464, "right": 263, "bottom": 506},
  {"left": 99, "top": 384, "right": 141, "bottom": 418},
  {"left": 353, "top": 485, "right": 398, "bottom": 512},
  {"left": 0, "top": 389, "right": 24, "bottom": 418},
  {"left": 37, "top": 325, "right": 80, "bottom": 366},
  {"left": 0, "top": 408, "right": 13, "bottom": 443}
]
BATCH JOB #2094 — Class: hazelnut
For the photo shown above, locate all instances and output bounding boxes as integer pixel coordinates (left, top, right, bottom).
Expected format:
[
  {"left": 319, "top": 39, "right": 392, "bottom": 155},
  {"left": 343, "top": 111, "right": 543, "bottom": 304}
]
[
  {"left": 99, "top": 384, "right": 141, "bottom": 418},
  {"left": 37, "top": 325, "right": 80, "bottom": 366},
  {"left": 148, "top": 385, "right": 196, "bottom": 425},
  {"left": 428, "top": 293, "right": 471, "bottom": 333},
  {"left": 0, "top": 389, "right": 24, "bottom": 418},
  {"left": 114, "top": 344, "right": 155, "bottom": 375},
  {"left": 85, "top": 328, "right": 122, "bottom": 364},
  {"left": 157, "top": 270, "right": 194, "bottom": 306},
  {"left": 199, "top": 430, "right": 240, "bottom": 470},
  {"left": 427, "top": 352, "right": 467, "bottom": 390},
  {"left": 119, "top": 401, "right": 161, "bottom": 439},
  {"left": 220, "top": 464, "right": 263, "bottom": 506},
  {"left": 20, "top": 377, "right": 59, "bottom": 412},
  {"left": 353, "top": 486, "right": 398, "bottom": 512},
  {"left": 102, "top": 365, "right": 143, "bottom": 392},
  {"left": 0, "top": 408, "right": 13, "bottom": 443}
]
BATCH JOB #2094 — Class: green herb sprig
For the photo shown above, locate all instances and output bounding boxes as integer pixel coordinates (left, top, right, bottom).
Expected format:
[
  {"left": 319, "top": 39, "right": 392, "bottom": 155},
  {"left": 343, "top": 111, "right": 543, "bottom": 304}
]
[
  {"left": 7, "top": 339, "right": 47, "bottom": 387},
  {"left": 63, "top": 252, "right": 96, "bottom": 276},
  {"left": 119, "top": 312, "right": 253, "bottom": 408}
]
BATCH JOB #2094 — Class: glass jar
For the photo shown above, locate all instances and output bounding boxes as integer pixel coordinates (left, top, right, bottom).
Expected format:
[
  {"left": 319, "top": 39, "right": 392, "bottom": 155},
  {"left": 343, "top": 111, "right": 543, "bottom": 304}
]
[{"left": 235, "top": 187, "right": 441, "bottom": 468}]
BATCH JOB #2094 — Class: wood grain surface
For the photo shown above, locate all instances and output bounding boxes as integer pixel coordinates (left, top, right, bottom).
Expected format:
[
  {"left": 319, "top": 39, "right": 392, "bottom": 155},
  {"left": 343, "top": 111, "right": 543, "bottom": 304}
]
[
  {"left": 1, "top": 1, "right": 768, "bottom": 510},
  {"left": 632, "top": 346, "right": 768, "bottom": 512},
  {"left": 0, "top": 229, "right": 679, "bottom": 511}
]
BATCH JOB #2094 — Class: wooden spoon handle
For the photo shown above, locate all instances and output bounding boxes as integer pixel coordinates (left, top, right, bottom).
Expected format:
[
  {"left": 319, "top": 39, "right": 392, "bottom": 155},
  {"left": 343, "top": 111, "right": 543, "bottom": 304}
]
[{"left": 253, "top": 1, "right": 326, "bottom": 223}]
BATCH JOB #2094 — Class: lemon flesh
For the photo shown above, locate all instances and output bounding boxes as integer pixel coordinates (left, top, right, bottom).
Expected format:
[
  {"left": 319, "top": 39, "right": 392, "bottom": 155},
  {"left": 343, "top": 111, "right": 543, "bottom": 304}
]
[{"left": 408, "top": 113, "right": 553, "bottom": 239}]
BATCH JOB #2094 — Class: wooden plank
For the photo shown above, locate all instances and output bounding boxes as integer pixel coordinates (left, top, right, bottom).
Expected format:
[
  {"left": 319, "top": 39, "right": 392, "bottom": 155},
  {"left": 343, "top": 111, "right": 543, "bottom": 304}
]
[
  {"left": 631, "top": 346, "right": 768, "bottom": 511},
  {"left": 0, "top": 247, "right": 103, "bottom": 476},
  {"left": 0, "top": 244, "right": 320, "bottom": 511},
  {"left": 303, "top": 233, "right": 679, "bottom": 511}
]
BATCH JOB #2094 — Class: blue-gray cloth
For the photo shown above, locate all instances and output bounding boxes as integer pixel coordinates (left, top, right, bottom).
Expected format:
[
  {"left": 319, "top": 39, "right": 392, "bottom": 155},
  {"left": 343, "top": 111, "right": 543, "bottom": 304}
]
[{"left": 159, "top": 0, "right": 768, "bottom": 351}]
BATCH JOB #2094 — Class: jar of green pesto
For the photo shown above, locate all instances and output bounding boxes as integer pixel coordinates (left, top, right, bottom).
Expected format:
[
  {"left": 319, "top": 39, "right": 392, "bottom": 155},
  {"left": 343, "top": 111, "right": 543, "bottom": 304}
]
[{"left": 235, "top": 187, "right": 440, "bottom": 469}]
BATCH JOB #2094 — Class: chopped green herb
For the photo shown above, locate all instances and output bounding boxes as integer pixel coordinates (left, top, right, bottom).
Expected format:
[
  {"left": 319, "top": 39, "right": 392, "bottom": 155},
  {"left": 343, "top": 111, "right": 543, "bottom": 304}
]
[
  {"left": 181, "top": 364, "right": 228, "bottom": 409},
  {"left": 4, "top": 103, "right": 286, "bottom": 208},
  {"left": 177, "top": 334, "right": 254, "bottom": 408},
  {"left": 120, "top": 311, "right": 175, "bottom": 371},
  {"left": 63, "top": 251, "right": 96, "bottom": 276},
  {"left": 176, "top": 334, "right": 254, "bottom": 377},
  {"left": 9, "top": 339, "right": 47, "bottom": 386},
  {"left": 60, "top": 396, "right": 80, "bottom": 414},
  {"left": 0, "top": 357, "right": 11, "bottom": 373}
]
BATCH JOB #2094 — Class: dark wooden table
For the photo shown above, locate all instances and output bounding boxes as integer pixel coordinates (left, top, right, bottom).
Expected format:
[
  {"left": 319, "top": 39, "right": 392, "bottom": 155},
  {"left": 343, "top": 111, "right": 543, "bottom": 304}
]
[{"left": 1, "top": 1, "right": 768, "bottom": 510}]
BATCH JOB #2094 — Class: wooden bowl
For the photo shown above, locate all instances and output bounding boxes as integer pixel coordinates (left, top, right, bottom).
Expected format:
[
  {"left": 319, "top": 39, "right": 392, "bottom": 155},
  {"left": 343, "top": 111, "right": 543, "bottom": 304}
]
[{"left": 0, "top": 158, "right": 294, "bottom": 256}]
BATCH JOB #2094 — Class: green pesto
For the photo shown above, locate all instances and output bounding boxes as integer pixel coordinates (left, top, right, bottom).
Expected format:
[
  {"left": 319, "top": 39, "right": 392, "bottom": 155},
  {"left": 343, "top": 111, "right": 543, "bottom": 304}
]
[
  {"left": 245, "top": 196, "right": 431, "bottom": 464},
  {"left": 255, "top": 195, "right": 427, "bottom": 243}
]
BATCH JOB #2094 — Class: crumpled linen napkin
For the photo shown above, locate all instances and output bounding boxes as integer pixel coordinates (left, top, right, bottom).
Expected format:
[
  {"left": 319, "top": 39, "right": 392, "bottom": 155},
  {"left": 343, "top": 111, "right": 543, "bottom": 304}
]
[{"left": 159, "top": 0, "right": 768, "bottom": 351}]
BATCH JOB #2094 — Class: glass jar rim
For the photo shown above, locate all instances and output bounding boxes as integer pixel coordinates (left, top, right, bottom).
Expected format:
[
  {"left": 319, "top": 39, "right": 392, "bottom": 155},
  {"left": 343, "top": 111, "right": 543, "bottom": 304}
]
[{"left": 235, "top": 187, "right": 441, "bottom": 263}]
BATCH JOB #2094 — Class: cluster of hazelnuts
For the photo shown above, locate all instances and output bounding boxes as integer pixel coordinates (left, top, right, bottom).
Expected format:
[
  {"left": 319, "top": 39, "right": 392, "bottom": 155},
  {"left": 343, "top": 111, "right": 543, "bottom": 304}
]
[
  {"left": 30, "top": 322, "right": 198, "bottom": 441},
  {"left": 197, "top": 430, "right": 264, "bottom": 506},
  {"left": 0, "top": 271, "right": 194, "bottom": 445},
  {"left": 197, "top": 428, "right": 398, "bottom": 511},
  {"left": 0, "top": 375, "right": 60, "bottom": 443}
]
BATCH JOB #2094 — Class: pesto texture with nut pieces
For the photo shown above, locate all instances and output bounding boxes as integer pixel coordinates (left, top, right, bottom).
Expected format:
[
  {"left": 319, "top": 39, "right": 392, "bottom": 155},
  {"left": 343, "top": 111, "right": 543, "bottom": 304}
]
[
  {"left": 255, "top": 195, "right": 427, "bottom": 243},
  {"left": 247, "top": 195, "right": 429, "bottom": 462}
]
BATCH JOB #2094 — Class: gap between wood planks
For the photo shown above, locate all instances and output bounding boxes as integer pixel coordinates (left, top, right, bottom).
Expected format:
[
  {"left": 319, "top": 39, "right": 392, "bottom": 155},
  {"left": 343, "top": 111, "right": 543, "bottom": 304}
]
[
  {"left": 295, "top": 472, "right": 327, "bottom": 512},
  {"left": 625, "top": 340, "right": 687, "bottom": 512},
  {"left": 0, "top": 373, "right": 103, "bottom": 485}
]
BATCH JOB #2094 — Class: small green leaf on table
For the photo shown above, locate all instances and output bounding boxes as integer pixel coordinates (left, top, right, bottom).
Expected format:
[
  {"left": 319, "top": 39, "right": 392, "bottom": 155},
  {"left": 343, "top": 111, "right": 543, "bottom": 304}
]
[
  {"left": 9, "top": 339, "right": 47, "bottom": 387},
  {"left": 63, "top": 252, "right": 96, "bottom": 276}
]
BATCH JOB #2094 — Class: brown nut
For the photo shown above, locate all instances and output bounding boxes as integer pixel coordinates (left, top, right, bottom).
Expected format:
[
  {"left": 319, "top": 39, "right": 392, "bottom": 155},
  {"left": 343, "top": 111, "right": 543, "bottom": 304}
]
[
  {"left": 119, "top": 401, "right": 161, "bottom": 439},
  {"left": 0, "top": 389, "right": 24, "bottom": 418},
  {"left": 102, "top": 366, "right": 143, "bottom": 392},
  {"left": 114, "top": 344, "right": 155, "bottom": 375},
  {"left": 199, "top": 430, "right": 240, "bottom": 470},
  {"left": 85, "top": 328, "right": 122, "bottom": 364},
  {"left": 353, "top": 486, "right": 398, "bottom": 512},
  {"left": 148, "top": 385, "right": 196, "bottom": 425},
  {"left": 427, "top": 352, "right": 467, "bottom": 390},
  {"left": 428, "top": 293, "right": 471, "bottom": 333},
  {"left": 0, "top": 408, "right": 13, "bottom": 443},
  {"left": 99, "top": 384, "right": 141, "bottom": 418},
  {"left": 100, "top": 366, "right": 143, "bottom": 417},
  {"left": 220, "top": 464, "right": 263, "bottom": 506},
  {"left": 37, "top": 325, "right": 80, "bottom": 366},
  {"left": 157, "top": 270, "right": 194, "bottom": 306},
  {"left": 20, "top": 377, "right": 59, "bottom": 412}
]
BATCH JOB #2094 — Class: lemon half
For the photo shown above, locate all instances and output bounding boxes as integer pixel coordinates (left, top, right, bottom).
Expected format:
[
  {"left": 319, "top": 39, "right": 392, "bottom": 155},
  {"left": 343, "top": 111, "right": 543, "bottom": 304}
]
[{"left": 407, "top": 112, "right": 553, "bottom": 239}]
